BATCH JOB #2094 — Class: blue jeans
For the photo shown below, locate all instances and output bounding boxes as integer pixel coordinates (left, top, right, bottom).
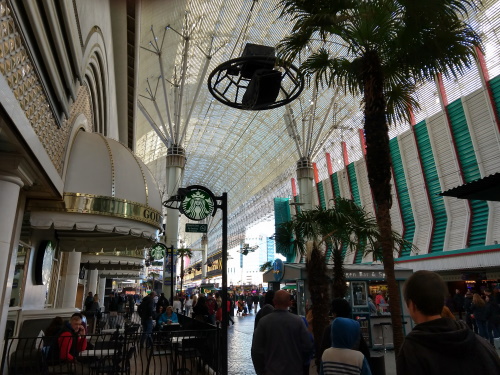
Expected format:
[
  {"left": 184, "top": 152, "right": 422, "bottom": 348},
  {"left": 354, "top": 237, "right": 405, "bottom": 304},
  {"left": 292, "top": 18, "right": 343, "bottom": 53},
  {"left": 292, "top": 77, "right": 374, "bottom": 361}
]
[
  {"left": 108, "top": 313, "right": 118, "bottom": 329},
  {"left": 476, "top": 320, "right": 488, "bottom": 340},
  {"left": 140, "top": 318, "right": 153, "bottom": 348},
  {"left": 487, "top": 321, "right": 500, "bottom": 344},
  {"left": 208, "top": 313, "right": 216, "bottom": 325}
]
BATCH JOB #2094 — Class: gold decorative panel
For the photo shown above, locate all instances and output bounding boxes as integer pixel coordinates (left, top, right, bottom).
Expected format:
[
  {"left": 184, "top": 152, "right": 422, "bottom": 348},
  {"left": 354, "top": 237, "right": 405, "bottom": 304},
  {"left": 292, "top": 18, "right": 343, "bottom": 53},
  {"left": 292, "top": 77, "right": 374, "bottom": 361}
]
[{"left": 0, "top": 1, "right": 93, "bottom": 176}]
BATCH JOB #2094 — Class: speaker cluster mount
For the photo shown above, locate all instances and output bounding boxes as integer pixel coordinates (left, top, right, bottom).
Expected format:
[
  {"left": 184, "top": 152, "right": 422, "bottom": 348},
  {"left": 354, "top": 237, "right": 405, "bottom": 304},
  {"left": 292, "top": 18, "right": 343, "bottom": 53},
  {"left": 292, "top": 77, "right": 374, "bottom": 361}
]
[{"left": 207, "top": 55, "right": 304, "bottom": 111}]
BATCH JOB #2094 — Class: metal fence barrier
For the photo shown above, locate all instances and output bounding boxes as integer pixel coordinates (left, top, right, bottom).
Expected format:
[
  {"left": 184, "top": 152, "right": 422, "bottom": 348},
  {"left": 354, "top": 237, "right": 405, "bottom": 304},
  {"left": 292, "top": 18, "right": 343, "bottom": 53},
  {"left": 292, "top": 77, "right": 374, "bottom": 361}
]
[{"left": 1, "top": 317, "right": 220, "bottom": 375}]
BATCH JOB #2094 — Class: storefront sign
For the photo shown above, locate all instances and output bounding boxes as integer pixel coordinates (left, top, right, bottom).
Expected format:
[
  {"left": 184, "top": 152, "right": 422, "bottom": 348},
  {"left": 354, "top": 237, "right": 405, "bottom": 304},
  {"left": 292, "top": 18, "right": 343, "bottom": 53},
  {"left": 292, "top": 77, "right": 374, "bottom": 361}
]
[
  {"left": 185, "top": 223, "right": 208, "bottom": 233},
  {"left": 345, "top": 271, "right": 385, "bottom": 279},
  {"left": 163, "top": 249, "right": 177, "bottom": 286},
  {"left": 273, "top": 259, "right": 284, "bottom": 282},
  {"left": 180, "top": 187, "right": 215, "bottom": 221},
  {"left": 461, "top": 272, "right": 487, "bottom": 280},
  {"left": 150, "top": 243, "right": 167, "bottom": 260}
]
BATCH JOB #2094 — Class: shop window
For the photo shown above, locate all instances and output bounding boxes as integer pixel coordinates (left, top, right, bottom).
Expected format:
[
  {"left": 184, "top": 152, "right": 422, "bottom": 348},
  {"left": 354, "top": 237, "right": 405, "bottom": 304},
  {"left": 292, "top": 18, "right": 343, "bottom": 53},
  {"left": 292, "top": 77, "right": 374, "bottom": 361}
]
[{"left": 10, "top": 243, "right": 30, "bottom": 307}]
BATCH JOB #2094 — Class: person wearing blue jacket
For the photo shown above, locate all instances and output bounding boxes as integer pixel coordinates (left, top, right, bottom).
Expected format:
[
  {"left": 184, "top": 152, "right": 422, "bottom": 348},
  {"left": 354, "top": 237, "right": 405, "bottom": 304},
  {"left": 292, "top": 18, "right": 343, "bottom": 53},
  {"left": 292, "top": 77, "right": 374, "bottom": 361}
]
[
  {"left": 320, "top": 317, "right": 372, "bottom": 375},
  {"left": 157, "top": 306, "right": 179, "bottom": 325}
]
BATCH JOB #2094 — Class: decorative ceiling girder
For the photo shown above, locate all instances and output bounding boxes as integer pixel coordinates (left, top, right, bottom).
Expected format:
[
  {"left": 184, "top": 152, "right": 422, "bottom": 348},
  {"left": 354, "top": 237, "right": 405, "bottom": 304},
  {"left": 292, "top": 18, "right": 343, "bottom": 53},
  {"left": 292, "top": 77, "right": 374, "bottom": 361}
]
[{"left": 139, "top": 15, "right": 223, "bottom": 149}]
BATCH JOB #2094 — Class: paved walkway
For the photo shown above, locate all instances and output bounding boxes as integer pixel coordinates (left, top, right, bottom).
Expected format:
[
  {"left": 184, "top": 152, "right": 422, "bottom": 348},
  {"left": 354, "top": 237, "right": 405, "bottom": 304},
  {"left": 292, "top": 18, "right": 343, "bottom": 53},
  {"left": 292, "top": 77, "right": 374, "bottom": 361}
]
[{"left": 227, "top": 309, "right": 397, "bottom": 375}]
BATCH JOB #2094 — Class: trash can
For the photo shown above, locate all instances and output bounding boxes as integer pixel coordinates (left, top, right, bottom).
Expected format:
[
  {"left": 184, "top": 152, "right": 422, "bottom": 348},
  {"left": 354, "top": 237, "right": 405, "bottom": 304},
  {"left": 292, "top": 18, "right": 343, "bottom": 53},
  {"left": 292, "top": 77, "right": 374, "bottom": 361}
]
[{"left": 369, "top": 354, "right": 386, "bottom": 375}]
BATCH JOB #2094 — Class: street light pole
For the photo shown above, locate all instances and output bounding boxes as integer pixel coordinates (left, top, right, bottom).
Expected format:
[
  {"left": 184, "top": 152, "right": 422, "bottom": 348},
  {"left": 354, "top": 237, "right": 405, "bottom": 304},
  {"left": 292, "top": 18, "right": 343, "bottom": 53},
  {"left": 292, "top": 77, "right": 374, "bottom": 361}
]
[
  {"left": 169, "top": 245, "right": 174, "bottom": 302},
  {"left": 163, "top": 186, "right": 227, "bottom": 375},
  {"left": 221, "top": 192, "right": 228, "bottom": 375}
]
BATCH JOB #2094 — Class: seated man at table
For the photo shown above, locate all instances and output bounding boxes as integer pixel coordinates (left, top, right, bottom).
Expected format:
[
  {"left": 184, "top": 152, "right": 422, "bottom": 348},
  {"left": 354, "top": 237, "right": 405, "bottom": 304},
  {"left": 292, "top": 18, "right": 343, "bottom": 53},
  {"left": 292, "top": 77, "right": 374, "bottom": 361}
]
[
  {"left": 55, "top": 314, "right": 90, "bottom": 374},
  {"left": 58, "top": 314, "right": 88, "bottom": 361},
  {"left": 157, "top": 306, "right": 179, "bottom": 325}
]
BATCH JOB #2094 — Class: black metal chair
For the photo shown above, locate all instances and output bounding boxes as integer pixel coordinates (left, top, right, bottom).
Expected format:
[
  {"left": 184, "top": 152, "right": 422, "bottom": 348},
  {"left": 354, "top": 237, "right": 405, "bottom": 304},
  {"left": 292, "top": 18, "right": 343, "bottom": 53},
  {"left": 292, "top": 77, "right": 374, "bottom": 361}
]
[
  {"left": 89, "top": 346, "right": 136, "bottom": 375},
  {"left": 146, "top": 331, "right": 174, "bottom": 375}
]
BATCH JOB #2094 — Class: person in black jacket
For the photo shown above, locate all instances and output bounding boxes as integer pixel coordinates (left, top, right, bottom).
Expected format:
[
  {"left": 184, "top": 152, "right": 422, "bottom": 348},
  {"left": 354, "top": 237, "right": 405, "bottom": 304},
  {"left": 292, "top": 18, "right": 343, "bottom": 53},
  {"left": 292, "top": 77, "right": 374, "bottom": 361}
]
[
  {"left": 254, "top": 290, "right": 275, "bottom": 329},
  {"left": 471, "top": 293, "right": 488, "bottom": 340},
  {"left": 463, "top": 290, "right": 477, "bottom": 333},
  {"left": 319, "top": 298, "right": 370, "bottom": 362},
  {"left": 193, "top": 295, "right": 209, "bottom": 322},
  {"left": 397, "top": 271, "right": 500, "bottom": 375},
  {"left": 453, "top": 288, "right": 465, "bottom": 320},
  {"left": 84, "top": 292, "right": 94, "bottom": 312},
  {"left": 485, "top": 294, "right": 500, "bottom": 345},
  {"left": 107, "top": 293, "right": 119, "bottom": 329},
  {"left": 138, "top": 291, "right": 156, "bottom": 349}
]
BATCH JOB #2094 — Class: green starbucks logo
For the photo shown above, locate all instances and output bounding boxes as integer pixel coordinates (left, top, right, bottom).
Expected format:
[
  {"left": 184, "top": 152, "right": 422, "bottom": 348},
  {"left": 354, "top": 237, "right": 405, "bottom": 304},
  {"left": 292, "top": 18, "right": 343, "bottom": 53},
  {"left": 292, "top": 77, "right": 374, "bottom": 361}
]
[
  {"left": 150, "top": 243, "right": 167, "bottom": 260},
  {"left": 181, "top": 189, "right": 215, "bottom": 221}
]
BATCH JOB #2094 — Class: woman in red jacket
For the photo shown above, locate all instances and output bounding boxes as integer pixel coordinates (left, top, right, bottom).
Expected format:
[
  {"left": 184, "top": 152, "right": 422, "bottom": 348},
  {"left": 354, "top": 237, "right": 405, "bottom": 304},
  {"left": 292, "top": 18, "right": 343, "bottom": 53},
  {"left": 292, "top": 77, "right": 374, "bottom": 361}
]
[{"left": 216, "top": 295, "right": 235, "bottom": 325}]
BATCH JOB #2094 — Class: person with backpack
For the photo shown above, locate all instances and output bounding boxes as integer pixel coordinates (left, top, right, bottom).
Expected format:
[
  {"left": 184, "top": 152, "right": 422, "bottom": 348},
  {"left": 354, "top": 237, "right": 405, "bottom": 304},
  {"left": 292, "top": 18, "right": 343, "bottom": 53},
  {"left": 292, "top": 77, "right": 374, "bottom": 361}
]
[
  {"left": 193, "top": 295, "right": 209, "bottom": 322},
  {"left": 138, "top": 291, "right": 156, "bottom": 349},
  {"left": 107, "top": 293, "right": 119, "bottom": 329},
  {"left": 84, "top": 292, "right": 94, "bottom": 312}
]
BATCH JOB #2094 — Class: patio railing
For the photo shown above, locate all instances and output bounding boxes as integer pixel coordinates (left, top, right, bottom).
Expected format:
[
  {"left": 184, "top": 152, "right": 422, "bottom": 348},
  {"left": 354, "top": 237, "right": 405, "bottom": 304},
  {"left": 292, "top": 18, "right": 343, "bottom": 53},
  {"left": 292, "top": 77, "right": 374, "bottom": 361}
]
[{"left": 1, "top": 316, "right": 221, "bottom": 375}]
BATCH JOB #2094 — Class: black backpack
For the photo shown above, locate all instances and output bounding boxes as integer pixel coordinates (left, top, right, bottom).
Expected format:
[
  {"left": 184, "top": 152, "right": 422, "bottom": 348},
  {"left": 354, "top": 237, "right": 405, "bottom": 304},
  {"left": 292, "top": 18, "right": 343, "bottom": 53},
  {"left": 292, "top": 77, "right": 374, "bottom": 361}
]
[{"left": 138, "top": 298, "right": 151, "bottom": 319}]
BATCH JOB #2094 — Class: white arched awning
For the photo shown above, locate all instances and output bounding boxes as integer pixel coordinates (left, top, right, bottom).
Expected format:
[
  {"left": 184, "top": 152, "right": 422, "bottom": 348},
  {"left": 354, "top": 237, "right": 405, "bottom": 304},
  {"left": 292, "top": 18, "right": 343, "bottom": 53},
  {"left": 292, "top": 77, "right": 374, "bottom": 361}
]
[
  {"left": 30, "top": 211, "right": 158, "bottom": 252},
  {"left": 29, "top": 131, "right": 163, "bottom": 252}
]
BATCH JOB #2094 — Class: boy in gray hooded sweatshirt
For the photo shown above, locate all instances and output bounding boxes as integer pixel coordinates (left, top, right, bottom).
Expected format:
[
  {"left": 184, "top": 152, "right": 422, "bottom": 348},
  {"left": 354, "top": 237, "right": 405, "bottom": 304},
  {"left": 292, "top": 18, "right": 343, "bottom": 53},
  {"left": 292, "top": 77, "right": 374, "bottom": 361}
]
[{"left": 320, "top": 317, "right": 372, "bottom": 375}]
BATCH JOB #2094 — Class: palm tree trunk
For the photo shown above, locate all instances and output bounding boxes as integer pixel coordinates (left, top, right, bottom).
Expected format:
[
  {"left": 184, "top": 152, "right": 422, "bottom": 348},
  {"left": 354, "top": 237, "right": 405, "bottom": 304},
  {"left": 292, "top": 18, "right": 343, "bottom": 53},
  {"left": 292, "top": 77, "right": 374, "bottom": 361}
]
[
  {"left": 332, "top": 247, "right": 347, "bottom": 299},
  {"left": 362, "top": 50, "right": 404, "bottom": 371},
  {"left": 307, "top": 244, "right": 330, "bottom": 369},
  {"left": 180, "top": 257, "right": 184, "bottom": 295}
]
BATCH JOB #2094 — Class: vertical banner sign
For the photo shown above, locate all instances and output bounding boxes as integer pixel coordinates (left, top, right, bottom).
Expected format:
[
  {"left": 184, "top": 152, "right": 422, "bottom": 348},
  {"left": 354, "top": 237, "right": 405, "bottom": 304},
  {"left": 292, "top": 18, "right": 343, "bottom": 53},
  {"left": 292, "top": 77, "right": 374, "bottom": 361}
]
[{"left": 164, "top": 249, "right": 177, "bottom": 286}]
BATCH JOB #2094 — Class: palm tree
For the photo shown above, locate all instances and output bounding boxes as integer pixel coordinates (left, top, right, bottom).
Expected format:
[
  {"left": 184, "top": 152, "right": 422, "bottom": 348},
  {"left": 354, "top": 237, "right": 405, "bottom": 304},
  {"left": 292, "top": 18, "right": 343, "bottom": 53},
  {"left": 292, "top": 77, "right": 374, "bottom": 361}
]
[
  {"left": 277, "top": 0, "right": 482, "bottom": 359},
  {"left": 275, "top": 198, "right": 415, "bottom": 367},
  {"left": 275, "top": 208, "right": 330, "bottom": 367},
  {"left": 324, "top": 198, "right": 416, "bottom": 298},
  {"left": 177, "top": 247, "right": 193, "bottom": 294}
]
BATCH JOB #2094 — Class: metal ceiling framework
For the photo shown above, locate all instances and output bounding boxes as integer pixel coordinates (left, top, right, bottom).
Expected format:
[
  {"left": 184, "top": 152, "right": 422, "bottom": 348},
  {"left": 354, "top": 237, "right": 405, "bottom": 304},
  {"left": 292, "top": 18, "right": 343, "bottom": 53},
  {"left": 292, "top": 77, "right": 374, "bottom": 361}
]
[
  {"left": 135, "top": 0, "right": 367, "bottom": 250},
  {"left": 135, "top": 0, "right": 500, "bottom": 253}
]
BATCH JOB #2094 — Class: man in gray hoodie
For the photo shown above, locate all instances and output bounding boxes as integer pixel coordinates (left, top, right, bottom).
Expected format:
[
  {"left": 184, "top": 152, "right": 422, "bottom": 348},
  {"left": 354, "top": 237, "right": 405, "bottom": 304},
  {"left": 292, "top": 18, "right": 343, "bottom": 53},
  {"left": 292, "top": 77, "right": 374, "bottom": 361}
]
[{"left": 251, "top": 290, "right": 313, "bottom": 375}]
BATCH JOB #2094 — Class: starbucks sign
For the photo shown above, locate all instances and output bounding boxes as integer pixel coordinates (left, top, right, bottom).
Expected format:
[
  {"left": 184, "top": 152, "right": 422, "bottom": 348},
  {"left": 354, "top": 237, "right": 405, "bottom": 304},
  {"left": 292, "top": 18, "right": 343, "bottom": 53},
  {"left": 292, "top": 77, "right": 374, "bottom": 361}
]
[
  {"left": 180, "top": 186, "right": 216, "bottom": 221},
  {"left": 150, "top": 243, "right": 167, "bottom": 260}
]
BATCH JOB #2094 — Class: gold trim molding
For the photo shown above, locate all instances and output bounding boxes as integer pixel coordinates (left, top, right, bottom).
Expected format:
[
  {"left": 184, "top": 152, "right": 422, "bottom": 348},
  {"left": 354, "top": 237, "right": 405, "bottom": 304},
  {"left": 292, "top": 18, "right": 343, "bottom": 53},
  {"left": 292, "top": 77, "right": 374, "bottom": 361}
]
[{"left": 31, "top": 193, "right": 163, "bottom": 228}]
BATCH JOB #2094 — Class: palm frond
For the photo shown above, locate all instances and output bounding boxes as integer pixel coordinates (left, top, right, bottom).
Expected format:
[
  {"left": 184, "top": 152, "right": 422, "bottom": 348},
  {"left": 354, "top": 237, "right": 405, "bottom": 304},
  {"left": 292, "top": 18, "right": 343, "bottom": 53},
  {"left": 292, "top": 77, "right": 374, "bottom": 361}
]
[
  {"left": 259, "top": 261, "right": 274, "bottom": 272},
  {"left": 275, "top": 220, "right": 306, "bottom": 257},
  {"left": 276, "top": 29, "right": 315, "bottom": 61},
  {"left": 384, "top": 81, "right": 421, "bottom": 125}
]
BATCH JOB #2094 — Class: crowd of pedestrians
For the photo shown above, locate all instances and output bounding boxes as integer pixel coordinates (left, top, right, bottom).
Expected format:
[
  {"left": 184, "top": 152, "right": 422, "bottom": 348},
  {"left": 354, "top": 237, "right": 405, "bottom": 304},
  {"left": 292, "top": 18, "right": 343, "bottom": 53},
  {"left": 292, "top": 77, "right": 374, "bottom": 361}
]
[
  {"left": 249, "top": 272, "right": 500, "bottom": 375},
  {"left": 77, "top": 280, "right": 500, "bottom": 375}
]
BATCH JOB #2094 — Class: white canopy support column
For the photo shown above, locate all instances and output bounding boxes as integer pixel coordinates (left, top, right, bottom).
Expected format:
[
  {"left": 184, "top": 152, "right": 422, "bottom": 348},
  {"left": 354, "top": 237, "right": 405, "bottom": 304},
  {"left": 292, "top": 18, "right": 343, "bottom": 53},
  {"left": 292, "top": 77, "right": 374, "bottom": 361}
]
[
  {"left": 163, "top": 146, "right": 186, "bottom": 298},
  {"left": 87, "top": 269, "right": 99, "bottom": 297},
  {"left": 0, "top": 174, "right": 24, "bottom": 351},
  {"left": 98, "top": 274, "right": 106, "bottom": 306},
  {"left": 61, "top": 250, "right": 82, "bottom": 308},
  {"left": 296, "top": 157, "right": 314, "bottom": 212},
  {"left": 201, "top": 234, "right": 208, "bottom": 279}
]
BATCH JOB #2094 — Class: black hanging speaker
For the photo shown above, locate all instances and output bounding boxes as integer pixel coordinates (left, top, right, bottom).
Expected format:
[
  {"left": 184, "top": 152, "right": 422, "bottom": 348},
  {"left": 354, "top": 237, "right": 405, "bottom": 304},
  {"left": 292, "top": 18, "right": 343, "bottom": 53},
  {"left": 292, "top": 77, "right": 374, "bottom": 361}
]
[
  {"left": 242, "top": 69, "right": 282, "bottom": 109},
  {"left": 240, "top": 43, "right": 276, "bottom": 79}
]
